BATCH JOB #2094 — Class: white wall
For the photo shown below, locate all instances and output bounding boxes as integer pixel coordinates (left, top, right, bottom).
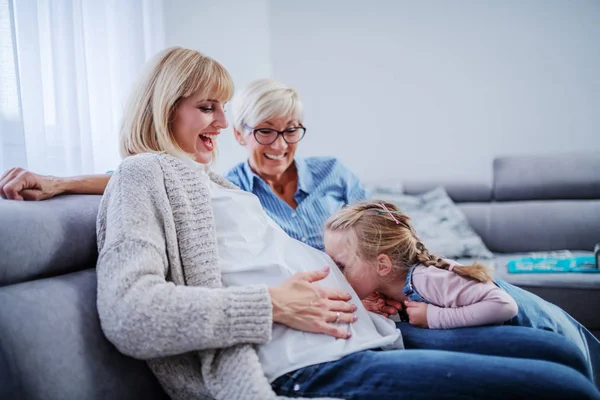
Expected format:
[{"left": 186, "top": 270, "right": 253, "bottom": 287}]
[
  {"left": 163, "top": 0, "right": 272, "bottom": 174},
  {"left": 164, "top": 0, "right": 600, "bottom": 183},
  {"left": 269, "top": 0, "right": 600, "bottom": 183}
]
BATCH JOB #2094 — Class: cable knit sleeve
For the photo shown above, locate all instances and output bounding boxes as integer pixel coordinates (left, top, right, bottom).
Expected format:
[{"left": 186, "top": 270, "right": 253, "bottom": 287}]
[{"left": 96, "top": 155, "right": 273, "bottom": 360}]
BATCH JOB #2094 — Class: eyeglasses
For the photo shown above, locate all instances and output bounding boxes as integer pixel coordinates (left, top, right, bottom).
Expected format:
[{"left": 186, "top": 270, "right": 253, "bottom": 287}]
[{"left": 244, "top": 125, "right": 307, "bottom": 145}]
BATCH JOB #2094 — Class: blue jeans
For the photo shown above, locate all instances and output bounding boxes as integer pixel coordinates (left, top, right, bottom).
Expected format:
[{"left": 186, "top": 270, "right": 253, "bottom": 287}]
[
  {"left": 398, "top": 322, "right": 590, "bottom": 379},
  {"left": 403, "top": 270, "right": 599, "bottom": 386},
  {"left": 496, "top": 279, "right": 600, "bottom": 387},
  {"left": 272, "top": 349, "right": 600, "bottom": 399},
  {"left": 273, "top": 278, "right": 600, "bottom": 398}
]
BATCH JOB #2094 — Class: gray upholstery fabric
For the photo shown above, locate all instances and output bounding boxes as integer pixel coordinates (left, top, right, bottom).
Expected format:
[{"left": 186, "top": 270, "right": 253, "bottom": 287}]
[
  {"left": 0, "top": 195, "right": 101, "bottom": 286},
  {"left": 486, "top": 200, "right": 600, "bottom": 253},
  {"left": 457, "top": 203, "right": 492, "bottom": 247},
  {"left": 0, "top": 269, "right": 166, "bottom": 400},
  {"left": 493, "top": 154, "right": 600, "bottom": 201},
  {"left": 402, "top": 181, "right": 492, "bottom": 203}
]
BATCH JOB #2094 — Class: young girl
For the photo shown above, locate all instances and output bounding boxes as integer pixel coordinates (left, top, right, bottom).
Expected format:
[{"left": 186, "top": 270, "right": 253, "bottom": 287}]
[{"left": 324, "top": 200, "right": 519, "bottom": 329}]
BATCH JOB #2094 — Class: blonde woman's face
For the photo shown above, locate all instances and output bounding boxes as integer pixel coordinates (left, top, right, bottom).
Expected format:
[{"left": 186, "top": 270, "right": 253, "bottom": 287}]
[
  {"left": 324, "top": 230, "right": 380, "bottom": 299},
  {"left": 171, "top": 91, "right": 228, "bottom": 164},
  {"left": 242, "top": 115, "right": 301, "bottom": 180}
]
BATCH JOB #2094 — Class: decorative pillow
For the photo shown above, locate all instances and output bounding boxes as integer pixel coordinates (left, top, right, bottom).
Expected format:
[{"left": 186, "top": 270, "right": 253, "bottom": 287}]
[{"left": 368, "top": 186, "right": 494, "bottom": 259}]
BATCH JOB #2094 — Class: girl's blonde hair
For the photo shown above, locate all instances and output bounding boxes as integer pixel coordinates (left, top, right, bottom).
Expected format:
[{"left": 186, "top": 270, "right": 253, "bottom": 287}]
[
  {"left": 230, "top": 78, "right": 303, "bottom": 132},
  {"left": 119, "top": 46, "right": 234, "bottom": 160},
  {"left": 325, "top": 200, "right": 493, "bottom": 283}
]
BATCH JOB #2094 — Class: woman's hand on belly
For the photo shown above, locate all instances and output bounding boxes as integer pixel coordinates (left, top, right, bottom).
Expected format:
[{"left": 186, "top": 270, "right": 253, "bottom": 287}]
[{"left": 269, "top": 266, "right": 357, "bottom": 339}]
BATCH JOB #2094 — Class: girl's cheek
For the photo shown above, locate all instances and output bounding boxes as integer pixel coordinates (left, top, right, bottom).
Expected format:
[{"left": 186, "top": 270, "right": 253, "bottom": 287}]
[{"left": 346, "top": 270, "right": 367, "bottom": 292}]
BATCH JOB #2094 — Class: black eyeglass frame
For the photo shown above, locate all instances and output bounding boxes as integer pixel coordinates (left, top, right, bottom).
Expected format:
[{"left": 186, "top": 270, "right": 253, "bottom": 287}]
[{"left": 244, "top": 124, "right": 307, "bottom": 145}]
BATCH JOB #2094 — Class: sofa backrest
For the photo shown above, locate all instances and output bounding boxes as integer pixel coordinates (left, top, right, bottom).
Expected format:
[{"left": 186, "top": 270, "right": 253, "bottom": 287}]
[
  {"left": 0, "top": 195, "right": 101, "bottom": 286},
  {"left": 0, "top": 195, "right": 166, "bottom": 399},
  {"left": 0, "top": 269, "right": 167, "bottom": 400},
  {"left": 487, "top": 153, "right": 600, "bottom": 253},
  {"left": 403, "top": 153, "right": 600, "bottom": 253},
  {"left": 493, "top": 153, "right": 600, "bottom": 201}
]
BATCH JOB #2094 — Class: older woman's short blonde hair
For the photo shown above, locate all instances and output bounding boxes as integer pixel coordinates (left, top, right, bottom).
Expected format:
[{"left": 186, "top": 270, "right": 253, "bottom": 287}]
[
  {"left": 119, "top": 46, "right": 233, "bottom": 160},
  {"left": 230, "top": 78, "right": 303, "bottom": 133}
]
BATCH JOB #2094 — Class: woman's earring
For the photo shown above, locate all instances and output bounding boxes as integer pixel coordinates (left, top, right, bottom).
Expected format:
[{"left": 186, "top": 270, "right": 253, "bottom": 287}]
[{"left": 240, "top": 141, "right": 245, "bottom": 145}]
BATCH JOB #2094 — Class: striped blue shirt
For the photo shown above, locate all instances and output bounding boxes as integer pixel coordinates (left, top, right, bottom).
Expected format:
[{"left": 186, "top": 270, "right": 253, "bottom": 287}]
[{"left": 225, "top": 157, "right": 368, "bottom": 251}]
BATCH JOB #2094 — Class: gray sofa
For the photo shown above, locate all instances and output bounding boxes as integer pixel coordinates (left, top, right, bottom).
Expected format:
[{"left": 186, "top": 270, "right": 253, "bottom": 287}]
[{"left": 1, "top": 153, "right": 599, "bottom": 399}]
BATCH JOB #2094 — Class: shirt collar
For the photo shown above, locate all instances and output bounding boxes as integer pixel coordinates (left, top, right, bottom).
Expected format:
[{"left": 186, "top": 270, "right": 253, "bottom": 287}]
[
  {"left": 295, "top": 158, "right": 314, "bottom": 195},
  {"left": 241, "top": 159, "right": 258, "bottom": 192},
  {"left": 241, "top": 158, "right": 315, "bottom": 195}
]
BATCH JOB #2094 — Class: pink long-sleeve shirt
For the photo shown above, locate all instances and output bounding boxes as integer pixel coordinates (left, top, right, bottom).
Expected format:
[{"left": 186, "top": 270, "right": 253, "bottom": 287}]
[{"left": 411, "top": 264, "right": 518, "bottom": 329}]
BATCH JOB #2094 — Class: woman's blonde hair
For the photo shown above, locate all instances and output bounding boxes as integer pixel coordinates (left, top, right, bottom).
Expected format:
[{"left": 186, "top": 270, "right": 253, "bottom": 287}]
[
  {"left": 230, "top": 78, "right": 303, "bottom": 132},
  {"left": 325, "top": 200, "right": 493, "bottom": 283},
  {"left": 119, "top": 46, "right": 234, "bottom": 160}
]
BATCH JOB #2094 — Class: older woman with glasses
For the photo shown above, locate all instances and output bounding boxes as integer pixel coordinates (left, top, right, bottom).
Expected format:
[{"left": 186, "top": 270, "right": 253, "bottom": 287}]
[
  {"left": 1, "top": 78, "right": 599, "bottom": 389},
  {"left": 226, "top": 79, "right": 365, "bottom": 253}
]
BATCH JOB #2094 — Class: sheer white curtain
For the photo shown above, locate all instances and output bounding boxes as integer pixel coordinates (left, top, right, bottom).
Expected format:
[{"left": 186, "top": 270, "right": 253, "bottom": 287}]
[{"left": 0, "top": 0, "right": 164, "bottom": 175}]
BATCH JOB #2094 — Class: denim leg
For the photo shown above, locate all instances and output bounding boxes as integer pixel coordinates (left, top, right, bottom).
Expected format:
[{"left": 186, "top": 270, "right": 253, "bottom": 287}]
[
  {"left": 272, "top": 349, "right": 600, "bottom": 399},
  {"left": 397, "top": 322, "right": 590, "bottom": 379},
  {"left": 496, "top": 279, "right": 600, "bottom": 387}
]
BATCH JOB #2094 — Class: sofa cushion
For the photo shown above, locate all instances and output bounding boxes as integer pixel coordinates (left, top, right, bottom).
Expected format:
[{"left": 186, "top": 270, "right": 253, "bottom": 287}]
[
  {"left": 0, "top": 195, "right": 101, "bottom": 286},
  {"left": 486, "top": 200, "right": 600, "bottom": 253},
  {"left": 493, "top": 154, "right": 600, "bottom": 201},
  {"left": 457, "top": 203, "right": 492, "bottom": 248},
  {"left": 369, "top": 187, "right": 494, "bottom": 259},
  {"left": 0, "top": 269, "right": 166, "bottom": 400}
]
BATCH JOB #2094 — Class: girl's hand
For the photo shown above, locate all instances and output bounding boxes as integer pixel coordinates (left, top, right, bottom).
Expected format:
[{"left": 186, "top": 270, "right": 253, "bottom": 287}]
[
  {"left": 269, "top": 266, "right": 357, "bottom": 339},
  {"left": 405, "top": 300, "right": 429, "bottom": 328},
  {"left": 362, "top": 292, "right": 402, "bottom": 318}
]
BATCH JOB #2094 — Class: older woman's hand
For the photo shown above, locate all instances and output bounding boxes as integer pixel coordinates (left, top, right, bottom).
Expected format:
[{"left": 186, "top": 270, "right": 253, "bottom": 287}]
[
  {"left": 0, "top": 168, "right": 58, "bottom": 200},
  {"left": 269, "top": 266, "right": 357, "bottom": 339}
]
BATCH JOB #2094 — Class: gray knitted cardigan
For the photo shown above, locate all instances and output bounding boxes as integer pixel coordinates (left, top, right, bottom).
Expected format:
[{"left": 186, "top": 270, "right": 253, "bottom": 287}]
[{"left": 96, "top": 153, "right": 338, "bottom": 400}]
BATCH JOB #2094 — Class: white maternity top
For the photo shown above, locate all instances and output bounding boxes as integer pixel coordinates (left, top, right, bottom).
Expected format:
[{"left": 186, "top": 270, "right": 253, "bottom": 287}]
[{"left": 193, "top": 164, "right": 403, "bottom": 382}]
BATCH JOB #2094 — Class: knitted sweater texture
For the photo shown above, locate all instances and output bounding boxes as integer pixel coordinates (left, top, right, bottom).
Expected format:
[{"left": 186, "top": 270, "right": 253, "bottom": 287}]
[{"left": 96, "top": 153, "right": 338, "bottom": 400}]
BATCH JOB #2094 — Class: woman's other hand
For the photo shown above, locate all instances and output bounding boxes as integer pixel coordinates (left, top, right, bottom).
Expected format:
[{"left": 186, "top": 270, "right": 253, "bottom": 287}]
[
  {"left": 269, "top": 266, "right": 357, "bottom": 339},
  {"left": 362, "top": 292, "right": 402, "bottom": 318},
  {"left": 0, "top": 168, "right": 58, "bottom": 200},
  {"left": 405, "top": 300, "right": 429, "bottom": 328}
]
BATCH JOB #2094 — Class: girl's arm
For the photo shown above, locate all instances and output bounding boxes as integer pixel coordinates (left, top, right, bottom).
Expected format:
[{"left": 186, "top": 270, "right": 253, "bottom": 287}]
[{"left": 412, "top": 267, "right": 518, "bottom": 329}]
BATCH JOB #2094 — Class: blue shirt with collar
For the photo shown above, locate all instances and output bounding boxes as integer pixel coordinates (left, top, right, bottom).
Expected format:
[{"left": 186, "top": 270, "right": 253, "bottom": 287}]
[{"left": 225, "top": 156, "right": 368, "bottom": 251}]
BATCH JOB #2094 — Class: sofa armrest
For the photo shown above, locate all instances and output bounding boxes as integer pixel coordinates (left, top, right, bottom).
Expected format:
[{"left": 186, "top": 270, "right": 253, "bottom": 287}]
[
  {"left": 0, "top": 195, "right": 101, "bottom": 286},
  {"left": 0, "top": 269, "right": 167, "bottom": 400}
]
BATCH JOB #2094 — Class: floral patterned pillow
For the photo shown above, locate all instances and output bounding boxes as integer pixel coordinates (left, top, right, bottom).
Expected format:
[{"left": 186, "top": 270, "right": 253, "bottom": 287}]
[{"left": 368, "top": 186, "right": 494, "bottom": 259}]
